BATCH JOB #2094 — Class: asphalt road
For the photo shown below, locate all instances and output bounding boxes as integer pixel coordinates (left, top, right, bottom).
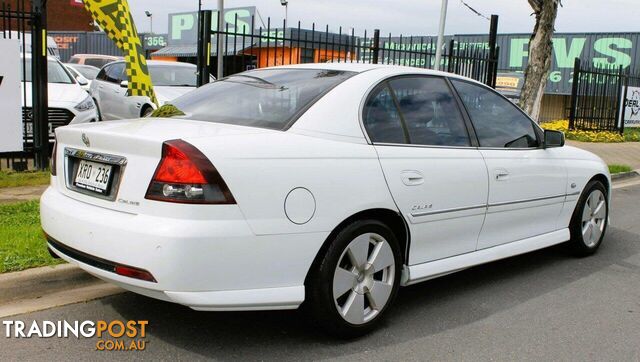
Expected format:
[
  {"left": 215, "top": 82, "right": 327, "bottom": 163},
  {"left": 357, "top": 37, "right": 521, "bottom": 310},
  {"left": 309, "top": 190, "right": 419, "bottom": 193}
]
[{"left": 2, "top": 183, "right": 640, "bottom": 361}]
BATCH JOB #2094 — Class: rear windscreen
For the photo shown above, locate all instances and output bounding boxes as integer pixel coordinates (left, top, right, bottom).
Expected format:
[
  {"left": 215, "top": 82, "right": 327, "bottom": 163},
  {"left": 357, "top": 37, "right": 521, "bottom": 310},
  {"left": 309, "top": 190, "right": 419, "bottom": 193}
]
[{"left": 163, "top": 68, "right": 356, "bottom": 130}]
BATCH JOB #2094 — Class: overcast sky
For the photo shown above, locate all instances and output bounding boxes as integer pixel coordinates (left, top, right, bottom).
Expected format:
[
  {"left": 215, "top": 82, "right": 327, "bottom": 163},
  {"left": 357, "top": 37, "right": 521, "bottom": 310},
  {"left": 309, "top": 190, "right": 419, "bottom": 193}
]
[{"left": 129, "top": 0, "right": 638, "bottom": 36}]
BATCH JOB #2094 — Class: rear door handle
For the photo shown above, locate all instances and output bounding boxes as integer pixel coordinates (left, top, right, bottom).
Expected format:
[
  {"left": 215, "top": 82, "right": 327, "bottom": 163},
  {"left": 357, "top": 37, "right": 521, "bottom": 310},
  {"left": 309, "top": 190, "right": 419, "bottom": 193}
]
[
  {"left": 401, "top": 170, "right": 424, "bottom": 186},
  {"left": 494, "top": 168, "right": 510, "bottom": 181}
]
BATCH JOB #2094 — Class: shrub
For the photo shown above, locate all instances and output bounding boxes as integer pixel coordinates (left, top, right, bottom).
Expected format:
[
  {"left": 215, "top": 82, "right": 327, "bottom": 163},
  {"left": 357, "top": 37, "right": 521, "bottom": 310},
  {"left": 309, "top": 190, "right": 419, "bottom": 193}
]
[{"left": 541, "top": 120, "right": 625, "bottom": 143}]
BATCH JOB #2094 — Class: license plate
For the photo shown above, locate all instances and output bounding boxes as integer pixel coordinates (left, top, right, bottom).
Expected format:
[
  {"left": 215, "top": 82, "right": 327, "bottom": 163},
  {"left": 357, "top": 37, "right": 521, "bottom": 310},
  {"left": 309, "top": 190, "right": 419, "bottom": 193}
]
[{"left": 74, "top": 160, "right": 113, "bottom": 195}]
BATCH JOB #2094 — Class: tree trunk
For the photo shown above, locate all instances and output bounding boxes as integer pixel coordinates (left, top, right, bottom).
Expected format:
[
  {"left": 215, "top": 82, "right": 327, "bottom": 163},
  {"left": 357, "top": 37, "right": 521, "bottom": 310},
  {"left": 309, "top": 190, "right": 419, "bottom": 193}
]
[{"left": 519, "top": 0, "right": 559, "bottom": 122}]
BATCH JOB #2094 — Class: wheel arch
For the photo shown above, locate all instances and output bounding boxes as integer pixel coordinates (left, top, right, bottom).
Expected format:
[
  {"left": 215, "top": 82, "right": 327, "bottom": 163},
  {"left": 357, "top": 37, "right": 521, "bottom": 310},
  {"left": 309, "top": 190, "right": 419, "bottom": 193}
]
[
  {"left": 304, "top": 208, "right": 410, "bottom": 285},
  {"left": 590, "top": 173, "right": 610, "bottom": 196}
]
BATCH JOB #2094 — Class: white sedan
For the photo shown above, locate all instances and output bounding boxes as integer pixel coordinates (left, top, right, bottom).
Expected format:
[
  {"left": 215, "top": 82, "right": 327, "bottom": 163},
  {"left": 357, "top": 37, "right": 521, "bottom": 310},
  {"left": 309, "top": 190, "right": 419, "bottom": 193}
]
[{"left": 42, "top": 64, "right": 610, "bottom": 338}]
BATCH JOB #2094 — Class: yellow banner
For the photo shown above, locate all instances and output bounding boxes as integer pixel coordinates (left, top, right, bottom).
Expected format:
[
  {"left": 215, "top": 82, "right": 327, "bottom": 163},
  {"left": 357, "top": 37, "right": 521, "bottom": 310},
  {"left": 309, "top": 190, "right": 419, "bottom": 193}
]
[{"left": 83, "top": 0, "right": 158, "bottom": 106}]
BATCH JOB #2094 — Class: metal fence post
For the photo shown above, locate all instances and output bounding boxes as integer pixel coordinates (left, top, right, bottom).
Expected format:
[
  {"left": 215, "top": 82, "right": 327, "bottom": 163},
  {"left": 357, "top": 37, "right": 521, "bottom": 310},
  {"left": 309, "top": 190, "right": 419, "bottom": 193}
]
[
  {"left": 371, "top": 29, "right": 380, "bottom": 64},
  {"left": 196, "top": 10, "right": 212, "bottom": 86},
  {"left": 31, "top": 0, "right": 48, "bottom": 170},
  {"left": 568, "top": 58, "right": 581, "bottom": 130},
  {"left": 618, "top": 66, "right": 628, "bottom": 134},
  {"left": 487, "top": 15, "right": 499, "bottom": 88}
]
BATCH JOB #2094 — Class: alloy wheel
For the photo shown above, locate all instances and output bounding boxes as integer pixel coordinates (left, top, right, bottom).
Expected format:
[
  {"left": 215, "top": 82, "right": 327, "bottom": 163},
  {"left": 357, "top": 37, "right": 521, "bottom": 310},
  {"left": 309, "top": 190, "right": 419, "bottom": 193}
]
[
  {"left": 332, "top": 233, "right": 395, "bottom": 325},
  {"left": 581, "top": 189, "right": 607, "bottom": 247}
]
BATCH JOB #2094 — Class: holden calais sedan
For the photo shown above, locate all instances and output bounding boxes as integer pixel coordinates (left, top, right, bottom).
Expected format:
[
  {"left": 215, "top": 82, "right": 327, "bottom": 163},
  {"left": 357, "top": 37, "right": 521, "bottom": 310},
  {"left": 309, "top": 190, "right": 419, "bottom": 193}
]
[{"left": 42, "top": 64, "right": 610, "bottom": 338}]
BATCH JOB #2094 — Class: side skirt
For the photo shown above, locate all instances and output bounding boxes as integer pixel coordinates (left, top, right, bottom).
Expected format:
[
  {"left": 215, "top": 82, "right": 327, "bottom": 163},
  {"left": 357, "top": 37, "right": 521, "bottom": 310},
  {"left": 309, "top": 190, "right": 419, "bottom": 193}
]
[{"left": 402, "top": 229, "right": 570, "bottom": 286}]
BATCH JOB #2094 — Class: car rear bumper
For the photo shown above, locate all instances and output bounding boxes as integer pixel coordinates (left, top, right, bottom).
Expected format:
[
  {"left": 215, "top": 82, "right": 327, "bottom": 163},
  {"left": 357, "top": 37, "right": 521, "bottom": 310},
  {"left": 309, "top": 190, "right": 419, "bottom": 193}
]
[{"left": 40, "top": 186, "right": 327, "bottom": 311}]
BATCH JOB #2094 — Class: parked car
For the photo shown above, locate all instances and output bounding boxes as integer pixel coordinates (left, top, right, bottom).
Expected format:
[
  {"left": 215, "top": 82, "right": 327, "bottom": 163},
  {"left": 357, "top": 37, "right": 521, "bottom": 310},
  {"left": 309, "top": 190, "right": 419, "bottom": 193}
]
[
  {"left": 42, "top": 64, "right": 610, "bottom": 338},
  {"left": 90, "top": 60, "right": 210, "bottom": 120},
  {"left": 10, "top": 31, "right": 60, "bottom": 59},
  {"left": 22, "top": 55, "right": 98, "bottom": 144},
  {"left": 68, "top": 54, "right": 121, "bottom": 69},
  {"left": 65, "top": 63, "right": 100, "bottom": 91}
]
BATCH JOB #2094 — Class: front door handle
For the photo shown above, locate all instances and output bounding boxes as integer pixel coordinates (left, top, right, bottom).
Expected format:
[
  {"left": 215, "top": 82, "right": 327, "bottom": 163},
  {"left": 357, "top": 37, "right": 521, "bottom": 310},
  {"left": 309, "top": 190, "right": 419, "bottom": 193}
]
[
  {"left": 494, "top": 168, "right": 510, "bottom": 181},
  {"left": 401, "top": 170, "right": 424, "bottom": 186}
]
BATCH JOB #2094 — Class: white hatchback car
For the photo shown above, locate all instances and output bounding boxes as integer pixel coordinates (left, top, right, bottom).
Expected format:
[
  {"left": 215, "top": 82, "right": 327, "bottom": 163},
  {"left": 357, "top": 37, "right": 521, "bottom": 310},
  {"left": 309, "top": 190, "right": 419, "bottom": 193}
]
[
  {"left": 42, "top": 64, "right": 610, "bottom": 338},
  {"left": 89, "top": 60, "right": 209, "bottom": 120}
]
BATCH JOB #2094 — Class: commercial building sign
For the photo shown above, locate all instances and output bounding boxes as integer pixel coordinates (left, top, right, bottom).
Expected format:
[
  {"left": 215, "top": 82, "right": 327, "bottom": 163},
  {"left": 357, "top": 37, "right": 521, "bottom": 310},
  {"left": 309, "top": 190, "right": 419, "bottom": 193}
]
[
  {"left": 168, "top": 7, "right": 256, "bottom": 46},
  {"left": 621, "top": 86, "right": 640, "bottom": 128},
  {"left": 371, "top": 33, "right": 640, "bottom": 95},
  {"left": 0, "top": 38, "right": 23, "bottom": 152}
]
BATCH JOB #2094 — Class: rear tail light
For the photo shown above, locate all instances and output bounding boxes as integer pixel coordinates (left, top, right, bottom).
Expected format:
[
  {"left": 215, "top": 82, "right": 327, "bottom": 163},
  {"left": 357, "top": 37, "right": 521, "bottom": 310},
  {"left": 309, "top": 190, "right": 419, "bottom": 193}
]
[
  {"left": 51, "top": 138, "right": 57, "bottom": 176},
  {"left": 145, "top": 139, "right": 235, "bottom": 204}
]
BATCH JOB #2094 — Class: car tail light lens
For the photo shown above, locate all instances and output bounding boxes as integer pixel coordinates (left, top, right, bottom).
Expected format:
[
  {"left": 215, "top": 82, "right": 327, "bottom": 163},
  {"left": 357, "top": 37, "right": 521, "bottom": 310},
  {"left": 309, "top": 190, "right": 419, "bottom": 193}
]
[
  {"left": 145, "top": 139, "right": 235, "bottom": 204},
  {"left": 51, "top": 138, "right": 57, "bottom": 176}
]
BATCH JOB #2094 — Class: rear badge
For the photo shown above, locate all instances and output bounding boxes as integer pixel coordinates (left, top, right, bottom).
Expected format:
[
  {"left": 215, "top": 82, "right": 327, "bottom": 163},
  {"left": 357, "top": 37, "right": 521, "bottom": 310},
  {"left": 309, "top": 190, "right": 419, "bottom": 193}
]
[
  {"left": 118, "top": 199, "right": 140, "bottom": 207},
  {"left": 82, "top": 133, "right": 91, "bottom": 148}
]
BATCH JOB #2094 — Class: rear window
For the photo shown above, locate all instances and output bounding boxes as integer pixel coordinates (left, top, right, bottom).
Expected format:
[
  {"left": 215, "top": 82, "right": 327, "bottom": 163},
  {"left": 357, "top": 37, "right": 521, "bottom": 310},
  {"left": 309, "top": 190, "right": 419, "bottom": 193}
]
[
  {"left": 164, "top": 69, "right": 355, "bottom": 130},
  {"left": 149, "top": 64, "right": 197, "bottom": 87}
]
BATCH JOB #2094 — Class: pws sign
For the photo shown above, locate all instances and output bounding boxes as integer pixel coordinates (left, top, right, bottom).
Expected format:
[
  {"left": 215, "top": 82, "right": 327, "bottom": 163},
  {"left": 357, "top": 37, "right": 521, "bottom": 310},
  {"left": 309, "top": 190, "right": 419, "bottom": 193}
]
[
  {"left": 169, "top": 7, "right": 256, "bottom": 46},
  {"left": 504, "top": 34, "right": 638, "bottom": 94}
]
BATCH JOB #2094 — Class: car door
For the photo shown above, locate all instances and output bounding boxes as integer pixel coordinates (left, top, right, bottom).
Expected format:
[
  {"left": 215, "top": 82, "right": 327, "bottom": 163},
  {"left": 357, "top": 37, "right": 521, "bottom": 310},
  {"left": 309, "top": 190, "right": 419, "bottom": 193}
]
[
  {"left": 450, "top": 79, "right": 568, "bottom": 249},
  {"left": 365, "top": 76, "right": 489, "bottom": 265},
  {"left": 99, "top": 62, "right": 128, "bottom": 120}
]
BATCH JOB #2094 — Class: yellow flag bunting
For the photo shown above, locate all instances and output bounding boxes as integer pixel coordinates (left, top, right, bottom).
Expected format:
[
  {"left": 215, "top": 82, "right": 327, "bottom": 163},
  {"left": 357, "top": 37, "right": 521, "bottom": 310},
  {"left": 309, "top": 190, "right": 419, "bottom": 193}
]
[{"left": 83, "top": 0, "right": 158, "bottom": 106}]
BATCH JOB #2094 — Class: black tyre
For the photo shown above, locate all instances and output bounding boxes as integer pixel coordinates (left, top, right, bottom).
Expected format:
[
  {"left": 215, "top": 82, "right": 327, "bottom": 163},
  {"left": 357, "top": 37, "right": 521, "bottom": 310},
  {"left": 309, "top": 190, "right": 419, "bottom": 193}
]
[
  {"left": 306, "top": 219, "right": 402, "bottom": 339},
  {"left": 141, "top": 105, "right": 154, "bottom": 118},
  {"left": 567, "top": 180, "right": 609, "bottom": 256}
]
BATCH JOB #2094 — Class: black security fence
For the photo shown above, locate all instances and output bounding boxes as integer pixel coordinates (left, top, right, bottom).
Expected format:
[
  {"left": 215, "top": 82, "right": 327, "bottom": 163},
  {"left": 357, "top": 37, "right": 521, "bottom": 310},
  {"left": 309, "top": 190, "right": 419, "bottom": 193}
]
[
  {"left": 197, "top": 13, "right": 499, "bottom": 88},
  {"left": 0, "top": 0, "right": 49, "bottom": 171},
  {"left": 569, "top": 58, "right": 639, "bottom": 133}
]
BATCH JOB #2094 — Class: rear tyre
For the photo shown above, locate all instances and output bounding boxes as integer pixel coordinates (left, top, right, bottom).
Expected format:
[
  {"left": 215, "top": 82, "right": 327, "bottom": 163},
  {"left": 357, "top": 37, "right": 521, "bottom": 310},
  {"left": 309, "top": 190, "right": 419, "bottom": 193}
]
[
  {"left": 567, "top": 180, "right": 608, "bottom": 256},
  {"left": 141, "top": 105, "right": 154, "bottom": 118},
  {"left": 306, "top": 219, "right": 402, "bottom": 339}
]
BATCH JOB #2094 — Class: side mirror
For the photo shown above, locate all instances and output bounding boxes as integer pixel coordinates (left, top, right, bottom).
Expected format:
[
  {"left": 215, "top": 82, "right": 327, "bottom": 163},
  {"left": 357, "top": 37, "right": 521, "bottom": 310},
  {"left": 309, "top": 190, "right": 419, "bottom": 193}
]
[
  {"left": 120, "top": 80, "right": 128, "bottom": 88},
  {"left": 76, "top": 77, "right": 88, "bottom": 86},
  {"left": 544, "top": 130, "right": 565, "bottom": 148}
]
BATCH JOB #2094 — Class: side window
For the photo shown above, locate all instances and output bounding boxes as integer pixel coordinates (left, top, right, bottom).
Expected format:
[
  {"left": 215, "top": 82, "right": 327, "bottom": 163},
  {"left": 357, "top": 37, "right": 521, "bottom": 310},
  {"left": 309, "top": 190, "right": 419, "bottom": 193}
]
[
  {"left": 363, "top": 85, "right": 407, "bottom": 144},
  {"left": 105, "top": 63, "right": 125, "bottom": 83},
  {"left": 452, "top": 79, "right": 539, "bottom": 148},
  {"left": 389, "top": 77, "right": 470, "bottom": 147},
  {"left": 96, "top": 66, "right": 108, "bottom": 81}
]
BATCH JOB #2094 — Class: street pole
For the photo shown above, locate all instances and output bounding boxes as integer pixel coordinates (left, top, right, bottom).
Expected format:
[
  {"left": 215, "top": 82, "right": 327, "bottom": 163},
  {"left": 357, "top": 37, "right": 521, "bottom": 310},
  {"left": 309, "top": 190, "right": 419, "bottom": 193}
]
[
  {"left": 433, "top": 0, "right": 448, "bottom": 70},
  {"left": 217, "top": 0, "right": 224, "bottom": 78},
  {"left": 150, "top": 15, "right": 153, "bottom": 34}
]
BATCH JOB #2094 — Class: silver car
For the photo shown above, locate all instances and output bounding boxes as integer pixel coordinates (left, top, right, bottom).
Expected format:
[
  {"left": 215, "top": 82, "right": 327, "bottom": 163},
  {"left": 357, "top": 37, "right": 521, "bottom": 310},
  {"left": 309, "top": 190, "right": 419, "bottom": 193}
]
[{"left": 90, "top": 60, "right": 211, "bottom": 120}]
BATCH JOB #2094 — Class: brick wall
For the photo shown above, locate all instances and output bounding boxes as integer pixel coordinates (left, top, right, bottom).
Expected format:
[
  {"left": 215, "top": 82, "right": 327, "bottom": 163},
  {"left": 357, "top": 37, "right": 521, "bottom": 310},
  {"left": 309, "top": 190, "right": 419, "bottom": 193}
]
[{"left": 1, "top": 0, "right": 93, "bottom": 31}]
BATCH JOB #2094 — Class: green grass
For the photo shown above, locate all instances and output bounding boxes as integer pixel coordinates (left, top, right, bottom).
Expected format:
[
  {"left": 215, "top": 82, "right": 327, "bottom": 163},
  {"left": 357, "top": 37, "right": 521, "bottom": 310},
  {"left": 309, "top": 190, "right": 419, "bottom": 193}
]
[
  {"left": 0, "top": 170, "right": 51, "bottom": 188},
  {"left": 0, "top": 200, "right": 63, "bottom": 273},
  {"left": 624, "top": 128, "right": 640, "bottom": 142},
  {"left": 608, "top": 164, "right": 633, "bottom": 175}
]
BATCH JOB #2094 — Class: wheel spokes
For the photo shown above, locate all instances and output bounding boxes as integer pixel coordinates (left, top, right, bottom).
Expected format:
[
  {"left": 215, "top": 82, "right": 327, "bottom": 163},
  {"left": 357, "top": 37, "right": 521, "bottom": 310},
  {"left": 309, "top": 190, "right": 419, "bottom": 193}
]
[
  {"left": 333, "top": 267, "right": 358, "bottom": 299},
  {"left": 346, "top": 234, "right": 370, "bottom": 268},
  {"left": 369, "top": 241, "right": 394, "bottom": 273},
  {"left": 593, "top": 200, "right": 606, "bottom": 220},
  {"left": 582, "top": 204, "right": 592, "bottom": 222},
  {"left": 342, "top": 290, "right": 365, "bottom": 325},
  {"left": 367, "top": 281, "right": 393, "bottom": 310},
  {"left": 582, "top": 222, "right": 593, "bottom": 244}
]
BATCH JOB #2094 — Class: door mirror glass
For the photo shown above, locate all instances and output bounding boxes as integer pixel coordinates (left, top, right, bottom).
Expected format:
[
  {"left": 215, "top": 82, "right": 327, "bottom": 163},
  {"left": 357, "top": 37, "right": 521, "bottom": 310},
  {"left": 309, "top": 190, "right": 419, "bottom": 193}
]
[
  {"left": 544, "top": 130, "right": 565, "bottom": 148},
  {"left": 120, "top": 80, "right": 129, "bottom": 88}
]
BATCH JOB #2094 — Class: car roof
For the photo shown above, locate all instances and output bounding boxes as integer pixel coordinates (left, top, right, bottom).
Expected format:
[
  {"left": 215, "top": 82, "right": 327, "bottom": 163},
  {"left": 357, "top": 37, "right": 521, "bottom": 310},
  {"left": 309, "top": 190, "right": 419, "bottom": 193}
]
[
  {"left": 107, "top": 60, "right": 195, "bottom": 67},
  {"left": 71, "top": 54, "right": 120, "bottom": 59},
  {"left": 256, "top": 62, "right": 483, "bottom": 84}
]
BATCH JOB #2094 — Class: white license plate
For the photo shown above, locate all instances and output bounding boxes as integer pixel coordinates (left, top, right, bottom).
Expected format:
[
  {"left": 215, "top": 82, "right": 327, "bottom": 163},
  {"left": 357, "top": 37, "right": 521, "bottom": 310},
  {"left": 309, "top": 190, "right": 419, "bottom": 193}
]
[{"left": 74, "top": 160, "right": 113, "bottom": 195}]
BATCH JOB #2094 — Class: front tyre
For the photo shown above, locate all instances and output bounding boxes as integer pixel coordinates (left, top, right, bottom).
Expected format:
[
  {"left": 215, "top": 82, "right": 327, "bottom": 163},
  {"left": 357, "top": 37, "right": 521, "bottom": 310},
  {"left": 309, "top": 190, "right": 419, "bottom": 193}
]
[
  {"left": 306, "top": 220, "right": 402, "bottom": 339},
  {"left": 568, "top": 180, "right": 609, "bottom": 256}
]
